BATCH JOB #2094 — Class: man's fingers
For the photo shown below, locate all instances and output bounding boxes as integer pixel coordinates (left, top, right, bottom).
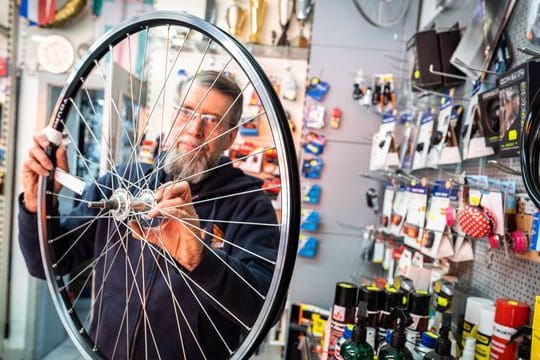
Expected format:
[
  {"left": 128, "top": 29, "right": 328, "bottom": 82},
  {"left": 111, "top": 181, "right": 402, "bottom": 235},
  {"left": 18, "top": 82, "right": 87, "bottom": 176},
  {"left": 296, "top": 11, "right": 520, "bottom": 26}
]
[
  {"left": 55, "top": 145, "right": 69, "bottom": 172},
  {"left": 24, "top": 157, "right": 50, "bottom": 177},
  {"left": 157, "top": 181, "right": 191, "bottom": 201},
  {"left": 128, "top": 220, "right": 145, "bottom": 241},
  {"left": 33, "top": 133, "right": 50, "bottom": 149},
  {"left": 29, "top": 146, "right": 53, "bottom": 171}
]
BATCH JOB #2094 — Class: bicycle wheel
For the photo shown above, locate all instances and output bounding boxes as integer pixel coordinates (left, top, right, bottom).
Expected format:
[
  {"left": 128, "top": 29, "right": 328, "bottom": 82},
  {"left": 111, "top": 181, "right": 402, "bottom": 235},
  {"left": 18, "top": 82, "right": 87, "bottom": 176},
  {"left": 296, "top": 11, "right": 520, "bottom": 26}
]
[
  {"left": 36, "top": 11, "right": 299, "bottom": 360},
  {"left": 352, "top": 0, "right": 411, "bottom": 28}
]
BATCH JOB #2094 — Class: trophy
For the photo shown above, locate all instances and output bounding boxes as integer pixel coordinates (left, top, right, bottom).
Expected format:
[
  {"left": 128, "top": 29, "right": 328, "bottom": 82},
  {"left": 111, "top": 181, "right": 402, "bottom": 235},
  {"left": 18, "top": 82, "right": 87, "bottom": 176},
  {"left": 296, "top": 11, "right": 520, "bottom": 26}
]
[
  {"left": 292, "top": 0, "right": 312, "bottom": 48},
  {"left": 225, "top": 0, "right": 247, "bottom": 37},
  {"left": 248, "top": 0, "right": 267, "bottom": 44},
  {"left": 277, "top": 0, "right": 295, "bottom": 46}
]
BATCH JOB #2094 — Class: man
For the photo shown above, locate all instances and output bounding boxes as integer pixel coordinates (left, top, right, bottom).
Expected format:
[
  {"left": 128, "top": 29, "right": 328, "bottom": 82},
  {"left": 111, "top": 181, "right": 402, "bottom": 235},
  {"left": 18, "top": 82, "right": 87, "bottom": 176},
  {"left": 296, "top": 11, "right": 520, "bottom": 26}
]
[{"left": 19, "top": 70, "right": 279, "bottom": 359}]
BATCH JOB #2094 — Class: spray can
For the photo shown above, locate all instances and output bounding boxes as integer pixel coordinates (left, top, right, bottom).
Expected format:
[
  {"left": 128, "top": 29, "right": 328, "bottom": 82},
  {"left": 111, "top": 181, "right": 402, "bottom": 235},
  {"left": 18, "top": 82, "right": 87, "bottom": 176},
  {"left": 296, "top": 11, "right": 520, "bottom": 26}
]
[
  {"left": 462, "top": 297, "right": 494, "bottom": 347},
  {"left": 360, "top": 285, "right": 383, "bottom": 349},
  {"left": 324, "top": 282, "right": 359, "bottom": 359},
  {"left": 406, "top": 290, "right": 431, "bottom": 347},
  {"left": 474, "top": 305, "right": 495, "bottom": 360},
  {"left": 490, "top": 299, "right": 529, "bottom": 360},
  {"left": 378, "top": 287, "right": 407, "bottom": 348}
]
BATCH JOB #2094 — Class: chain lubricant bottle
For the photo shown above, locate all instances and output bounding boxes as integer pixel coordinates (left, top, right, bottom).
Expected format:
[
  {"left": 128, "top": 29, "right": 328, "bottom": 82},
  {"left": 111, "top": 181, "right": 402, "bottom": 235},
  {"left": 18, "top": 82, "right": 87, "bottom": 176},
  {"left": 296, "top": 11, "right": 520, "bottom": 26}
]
[
  {"left": 378, "top": 308, "right": 414, "bottom": 360},
  {"left": 340, "top": 301, "right": 375, "bottom": 360},
  {"left": 424, "top": 313, "right": 455, "bottom": 360}
]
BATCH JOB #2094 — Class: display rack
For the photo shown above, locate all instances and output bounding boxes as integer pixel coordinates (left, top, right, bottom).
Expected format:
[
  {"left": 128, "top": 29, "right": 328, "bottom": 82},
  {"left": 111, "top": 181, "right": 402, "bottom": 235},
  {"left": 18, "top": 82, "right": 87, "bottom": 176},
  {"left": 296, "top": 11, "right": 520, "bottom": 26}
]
[{"left": 0, "top": 0, "right": 17, "bottom": 352}]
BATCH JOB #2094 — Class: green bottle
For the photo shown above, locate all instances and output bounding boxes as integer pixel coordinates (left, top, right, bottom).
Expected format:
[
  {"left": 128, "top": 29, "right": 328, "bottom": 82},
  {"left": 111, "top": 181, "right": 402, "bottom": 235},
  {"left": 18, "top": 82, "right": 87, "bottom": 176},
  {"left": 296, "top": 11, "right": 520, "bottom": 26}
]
[
  {"left": 378, "top": 308, "right": 414, "bottom": 360},
  {"left": 424, "top": 313, "right": 455, "bottom": 360},
  {"left": 341, "top": 301, "right": 375, "bottom": 360}
]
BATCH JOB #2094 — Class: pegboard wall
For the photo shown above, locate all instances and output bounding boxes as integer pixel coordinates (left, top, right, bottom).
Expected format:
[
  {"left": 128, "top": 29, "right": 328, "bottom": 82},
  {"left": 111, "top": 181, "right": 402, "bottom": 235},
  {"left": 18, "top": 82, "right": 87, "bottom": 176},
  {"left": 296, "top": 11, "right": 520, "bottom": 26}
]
[{"left": 393, "top": 0, "right": 540, "bottom": 309}]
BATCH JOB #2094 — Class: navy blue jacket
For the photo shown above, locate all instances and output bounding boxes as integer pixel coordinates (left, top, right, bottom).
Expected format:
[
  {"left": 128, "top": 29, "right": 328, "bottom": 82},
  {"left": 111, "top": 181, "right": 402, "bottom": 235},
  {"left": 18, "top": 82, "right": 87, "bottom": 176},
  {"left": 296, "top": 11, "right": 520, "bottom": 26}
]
[{"left": 18, "top": 157, "right": 279, "bottom": 359}]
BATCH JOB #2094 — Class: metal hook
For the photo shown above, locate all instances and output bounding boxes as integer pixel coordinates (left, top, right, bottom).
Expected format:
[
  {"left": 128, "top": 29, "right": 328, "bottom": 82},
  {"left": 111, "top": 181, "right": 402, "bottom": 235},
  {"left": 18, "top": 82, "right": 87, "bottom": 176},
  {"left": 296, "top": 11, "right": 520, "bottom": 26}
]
[
  {"left": 486, "top": 160, "right": 521, "bottom": 176},
  {"left": 385, "top": 53, "right": 409, "bottom": 64},
  {"left": 429, "top": 64, "right": 469, "bottom": 81},
  {"left": 413, "top": 84, "right": 470, "bottom": 102},
  {"left": 518, "top": 47, "right": 540, "bottom": 58},
  {"left": 454, "top": 62, "right": 499, "bottom": 76}
]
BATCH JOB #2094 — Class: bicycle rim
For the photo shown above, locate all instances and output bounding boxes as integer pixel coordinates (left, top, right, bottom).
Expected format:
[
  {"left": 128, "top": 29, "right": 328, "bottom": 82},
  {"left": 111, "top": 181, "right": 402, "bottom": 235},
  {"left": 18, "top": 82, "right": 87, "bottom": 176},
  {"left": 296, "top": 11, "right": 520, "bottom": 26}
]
[{"left": 37, "top": 11, "right": 299, "bottom": 360}]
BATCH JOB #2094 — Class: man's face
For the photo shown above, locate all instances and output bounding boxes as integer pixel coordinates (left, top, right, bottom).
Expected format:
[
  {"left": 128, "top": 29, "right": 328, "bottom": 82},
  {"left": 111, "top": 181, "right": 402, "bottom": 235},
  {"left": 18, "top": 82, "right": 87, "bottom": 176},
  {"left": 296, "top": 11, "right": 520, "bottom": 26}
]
[{"left": 165, "top": 84, "right": 237, "bottom": 183}]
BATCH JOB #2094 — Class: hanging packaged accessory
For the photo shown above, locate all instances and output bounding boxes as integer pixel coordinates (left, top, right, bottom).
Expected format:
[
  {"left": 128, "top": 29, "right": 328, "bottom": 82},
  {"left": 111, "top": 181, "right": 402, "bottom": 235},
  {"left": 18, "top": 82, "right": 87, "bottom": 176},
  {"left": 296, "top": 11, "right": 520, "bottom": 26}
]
[{"left": 457, "top": 204, "right": 496, "bottom": 239}]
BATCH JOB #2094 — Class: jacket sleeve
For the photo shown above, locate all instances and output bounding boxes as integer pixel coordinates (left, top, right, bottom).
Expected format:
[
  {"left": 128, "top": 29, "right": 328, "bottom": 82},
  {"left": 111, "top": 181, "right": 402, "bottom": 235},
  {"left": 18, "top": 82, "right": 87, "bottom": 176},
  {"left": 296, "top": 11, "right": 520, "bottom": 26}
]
[
  {"left": 187, "top": 192, "right": 279, "bottom": 327},
  {"left": 18, "top": 178, "right": 111, "bottom": 280}
]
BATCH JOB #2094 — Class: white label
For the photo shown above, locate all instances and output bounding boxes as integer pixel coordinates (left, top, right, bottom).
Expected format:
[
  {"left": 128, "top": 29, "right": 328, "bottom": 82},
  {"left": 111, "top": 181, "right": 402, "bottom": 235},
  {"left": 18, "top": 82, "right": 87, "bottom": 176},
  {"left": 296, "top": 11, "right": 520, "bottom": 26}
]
[
  {"left": 332, "top": 305, "right": 346, "bottom": 322},
  {"left": 55, "top": 168, "right": 86, "bottom": 195},
  {"left": 492, "top": 323, "right": 517, "bottom": 341}
]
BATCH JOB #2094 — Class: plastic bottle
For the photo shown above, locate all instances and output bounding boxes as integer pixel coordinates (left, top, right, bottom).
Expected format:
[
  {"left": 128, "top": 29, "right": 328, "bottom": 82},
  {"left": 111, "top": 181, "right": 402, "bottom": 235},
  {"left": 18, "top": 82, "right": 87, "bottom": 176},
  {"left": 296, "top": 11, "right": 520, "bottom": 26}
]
[
  {"left": 340, "top": 301, "right": 375, "bottom": 360},
  {"left": 424, "top": 313, "right": 455, "bottom": 360},
  {"left": 334, "top": 325, "right": 353, "bottom": 360},
  {"left": 378, "top": 308, "right": 414, "bottom": 360},
  {"left": 461, "top": 297, "right": 493, "bottom": 348},
  {"left": 459, "top": 337, "right": 475, "bottom": 360},
  {"left": 474, "top": 305, "right": 494, "bottom": 360},
  {"left": 411, "top": 332, "right": 438, "bottom": 360}
]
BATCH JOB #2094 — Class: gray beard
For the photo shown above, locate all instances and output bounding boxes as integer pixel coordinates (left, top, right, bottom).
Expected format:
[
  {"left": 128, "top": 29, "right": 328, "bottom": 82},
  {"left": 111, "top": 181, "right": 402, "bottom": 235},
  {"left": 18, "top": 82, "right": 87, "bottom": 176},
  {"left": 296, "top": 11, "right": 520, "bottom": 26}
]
[{"left": 163, "top": 147, "right": 220, "bottom": 184}]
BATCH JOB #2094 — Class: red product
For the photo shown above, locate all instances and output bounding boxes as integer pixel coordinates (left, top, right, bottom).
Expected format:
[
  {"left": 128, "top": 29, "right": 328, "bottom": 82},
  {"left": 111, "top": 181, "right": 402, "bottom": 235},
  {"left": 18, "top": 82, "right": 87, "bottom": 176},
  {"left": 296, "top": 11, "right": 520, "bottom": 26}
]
[
  {"left": 490, "top": 299, "right": 529, "bottom": 360},
  {"left": 457, "top": 205, "right": 496, "bottom": 238}
]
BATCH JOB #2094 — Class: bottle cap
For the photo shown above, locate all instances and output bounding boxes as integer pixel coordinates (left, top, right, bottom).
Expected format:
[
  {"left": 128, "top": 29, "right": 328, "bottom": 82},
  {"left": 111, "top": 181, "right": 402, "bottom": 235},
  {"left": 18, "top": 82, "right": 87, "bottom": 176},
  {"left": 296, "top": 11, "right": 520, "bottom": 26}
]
[
  {"left": 408, "top": 290, "right": 431, "bottom": 316},
  {"left": 419, "top": 331, "right": 438, "bottom": 349},
  {"left": 334, "top": 282, "right": 358, "bottom": 308},
  {"left": 384, "top": 287, "right": 407, "bottom": 312},
  {"left": 360, "top": 285, "right": 383, "bottom": 311},
  {"left": 464, "top": 297, "right": 494, "bottom": 325},
  {"left": 478, "top": 305, "right": 495, "bottom": 336},
  {"left": 494, "top": 299, "right": 530, "bottom": 328}
]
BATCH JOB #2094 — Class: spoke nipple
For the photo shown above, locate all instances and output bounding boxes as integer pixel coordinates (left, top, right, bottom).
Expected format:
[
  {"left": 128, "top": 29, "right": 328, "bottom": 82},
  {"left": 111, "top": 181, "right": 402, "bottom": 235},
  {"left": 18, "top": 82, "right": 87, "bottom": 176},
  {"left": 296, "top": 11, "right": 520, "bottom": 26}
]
[
  {"left": 59, "top": 286, "right": 64, "bottom": 291},
  {"left": 52, "top": 263, "right": 57, "bottom": 269},
  {"left": 56, "top": 275, "right": 61, "bottom": 280},
  {"left": 93, "top": 347, "right": 98, "bottom": 352},
  {"left": 68, "top": 308, "right": 73, "bottom": 314},
  {"left": 79, "top": 328, "right": 84, "bottom": 334},
  {"left": 48, "top": 240, "right": 53, "bottom": 244}
]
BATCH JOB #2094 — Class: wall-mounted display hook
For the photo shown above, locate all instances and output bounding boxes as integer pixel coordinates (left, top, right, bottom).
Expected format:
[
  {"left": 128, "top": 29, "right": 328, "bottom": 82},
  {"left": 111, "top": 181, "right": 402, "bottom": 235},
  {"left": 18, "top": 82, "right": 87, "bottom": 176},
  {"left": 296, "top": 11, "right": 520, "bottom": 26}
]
[
  {"left": 518, "top": 46, "right": 540, "bottom": 58},
  {"left": 413, "top": 84, "right": 470, "bottom": 102},
  {"left": 486, "top": 159, "right": 521, "bottom": 176},
  {"left": 429, "top": 64, "right": 496, "bottom": 84},
  {"left": 384, "top": 53, "right": 409, "bottom": 63},
  {"left": 454, "top": 62, "right": 499, "bottom": 76},
  {"left": 429, "top": 64, "right": 469, "bottom": 81}
]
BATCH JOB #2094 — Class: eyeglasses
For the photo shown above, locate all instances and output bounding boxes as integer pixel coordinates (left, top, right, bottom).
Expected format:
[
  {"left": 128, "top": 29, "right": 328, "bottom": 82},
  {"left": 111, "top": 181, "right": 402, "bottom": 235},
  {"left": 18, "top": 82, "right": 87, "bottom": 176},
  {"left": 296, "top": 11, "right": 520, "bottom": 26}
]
[{"left": 173, "top": 105, "right": 222, "bottom": 129}]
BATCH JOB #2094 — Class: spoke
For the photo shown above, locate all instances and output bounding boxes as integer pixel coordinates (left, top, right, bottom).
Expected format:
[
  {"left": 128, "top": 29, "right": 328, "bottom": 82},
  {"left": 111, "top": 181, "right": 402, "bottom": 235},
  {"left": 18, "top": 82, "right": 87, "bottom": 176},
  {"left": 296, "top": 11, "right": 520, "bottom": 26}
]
[
  {"left": 124, "top": 28, "right": 194, "bottom": 181},
  {"left": 92, "top": 217, "right": 116, "bottom": 348},
  {"left": 145, "top": 241, "right": 206, "bottom": 359},
  {"left": 49, "top": 210, "right": 104, "bottom": 244},
  {"left": 139, "top": 37, "right": 221, "bottom": 188},
  {"left": 194, "top": 223, "right": 276, "bottom": 265},
  {"left": 154, "top": 55, "right": 234, "bottom": 179},
  {"left": 47, "top": 215, "right": 116, "bottom": 219},
  {"left": 66, "top": 100, "right": 140, "bottom": 192},
  {"left": 158, "top": 208, "right": 266, "bottom": 299},
  {"left": 144, "top": 244, "right": 251, "bottom": 331},
  {"left": 143, "top": 110, "right": 264, "bottom": 184},
  {"left": 53, "top": 212, "right": 108, "bottom": 268},
  {"left": 181, "top": 217, "right": 280, "bottom": 228},
  {"left": 66, "top": 263, "right": 94, "bottom": 313},
  {"left": 45, "top": 191, "right": 95, "bottom": 205},
  {"left": 59, "top": 234, "right": 122, "bottom": 291},
  {"left": 175, "top": 145, "right": 276, "bottom": 185}
]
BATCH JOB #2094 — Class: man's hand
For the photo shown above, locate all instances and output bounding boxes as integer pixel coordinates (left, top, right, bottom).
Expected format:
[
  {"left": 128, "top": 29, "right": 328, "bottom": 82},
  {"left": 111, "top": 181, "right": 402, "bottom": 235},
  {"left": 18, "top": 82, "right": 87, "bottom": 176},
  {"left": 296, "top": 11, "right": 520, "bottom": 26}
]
[
  {"left": 129, "top": 181, "right": 204, "bottom": 272},
  {"left": 22, "top": 132, "right": 69, "bottom": 213}
]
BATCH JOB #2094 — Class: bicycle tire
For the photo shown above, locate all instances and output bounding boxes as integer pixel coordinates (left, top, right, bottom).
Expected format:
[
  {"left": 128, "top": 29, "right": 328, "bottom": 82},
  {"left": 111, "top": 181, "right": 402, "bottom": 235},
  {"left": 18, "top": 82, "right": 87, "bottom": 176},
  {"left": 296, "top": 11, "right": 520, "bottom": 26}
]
[{"left": 352, "top": 0, "right": 411, "bottom": 28}]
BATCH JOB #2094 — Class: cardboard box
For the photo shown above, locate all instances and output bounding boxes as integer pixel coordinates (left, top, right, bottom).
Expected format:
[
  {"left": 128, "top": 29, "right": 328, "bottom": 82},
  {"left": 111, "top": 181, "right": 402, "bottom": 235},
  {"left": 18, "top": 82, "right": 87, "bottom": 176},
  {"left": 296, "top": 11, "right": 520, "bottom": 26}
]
[{"left": 497, "top": 60, "right": 540, "bottom": 157}]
